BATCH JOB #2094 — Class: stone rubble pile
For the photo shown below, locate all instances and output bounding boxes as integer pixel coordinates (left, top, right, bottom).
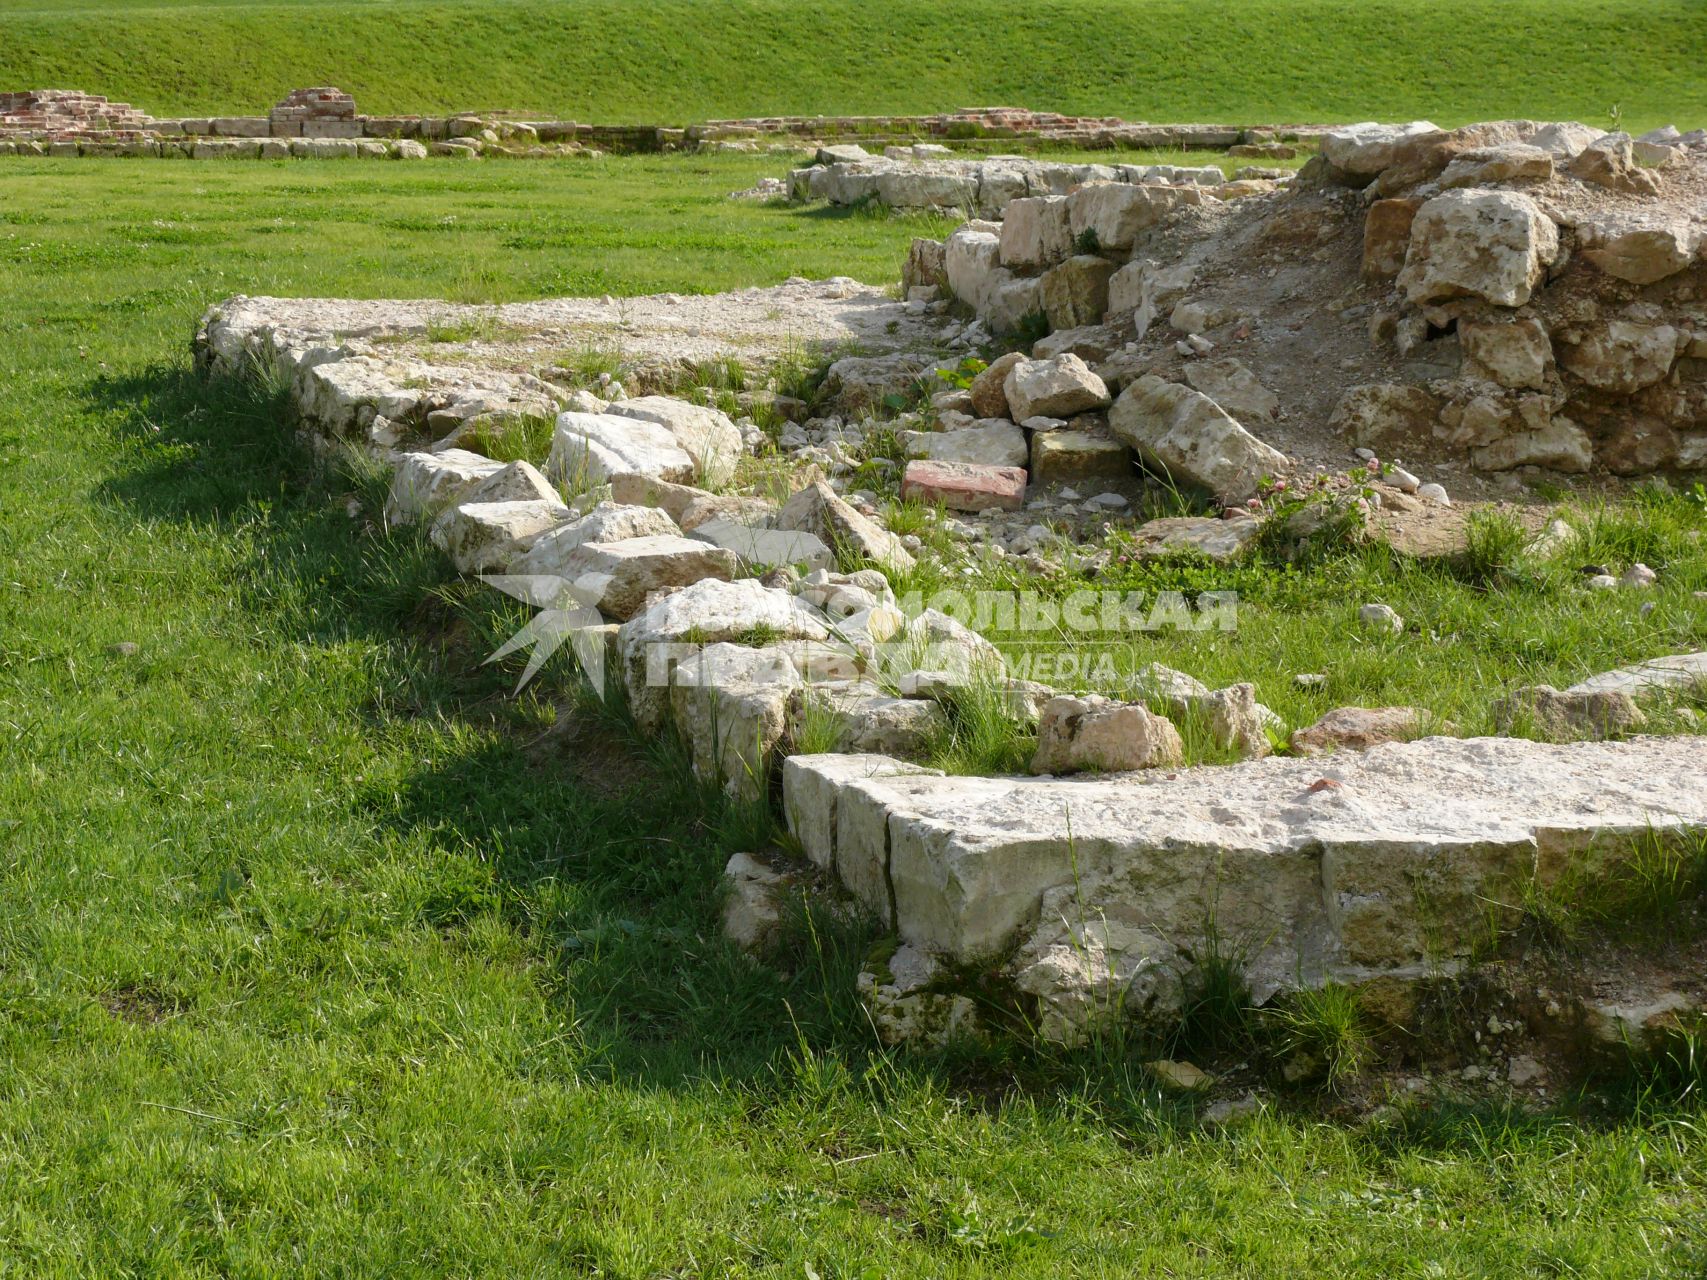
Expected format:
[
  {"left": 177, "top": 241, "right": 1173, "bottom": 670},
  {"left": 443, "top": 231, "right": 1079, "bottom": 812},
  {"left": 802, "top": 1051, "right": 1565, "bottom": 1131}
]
[{"left": 904, "top": 119, "right": 1707, "bottom": 482}]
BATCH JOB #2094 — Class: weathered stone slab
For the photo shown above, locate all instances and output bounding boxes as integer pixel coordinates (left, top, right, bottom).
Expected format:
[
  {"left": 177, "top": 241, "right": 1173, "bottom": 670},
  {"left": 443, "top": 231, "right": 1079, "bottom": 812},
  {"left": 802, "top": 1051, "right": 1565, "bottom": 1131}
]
[
  {"left": 609, "top": 473, "right": 717, "bottom": 523},
  {"left": 775, "top": 481, "right": 914, "bottom": 572},
  {"left": 669, "top": 643, "right": 803, "bottom": 798},
  {"left": 902, "top": 421, "right": 1029, "bottom": 468},
  {"left": 1129, "top": 515, "right": 1262, "bottom": 560},
  {"left": 1398, "top": 189, "right": 1560, "bottom": 308},
  {"left": 1065, "top": 182, "right": 1212, "bottom": 252},
  {"left": 384, "top": 448, "right": 505, "bottom": 527},
  {"left": 1003, "top": 354, "right": 1111, "bottom": 422},
  {"left": 689, "top": 518, "right": 833, "bottom": 571},
  {"left": 547, "top": 412, "right": 697, "bottom": 486},
  {"left": 616, "top": 577, "right": 830, "bottom": 731},
  {"left": 511, "top": 502, "right": 681, "bottom": 588},
  {"left": 605, "top": 395, "right": 743, "bottom": 488},
  {"left": 784, "top": 738, "right": 1707, "bottom": 999},
  {"left": 1566, "top": 653, "right": 1707, "bottom": 699},
  {"left": 430, "top": 497, "right": 569, "bottom": 573},
  {"left": 1028, "top": 429, "right": 1132, "bottom": 485},
  {"left": 1108, "top": 375, "right": 1289, "bottom": 501},
  {"left": 553, "top": 534, "right": 738, "bottom": 621}
]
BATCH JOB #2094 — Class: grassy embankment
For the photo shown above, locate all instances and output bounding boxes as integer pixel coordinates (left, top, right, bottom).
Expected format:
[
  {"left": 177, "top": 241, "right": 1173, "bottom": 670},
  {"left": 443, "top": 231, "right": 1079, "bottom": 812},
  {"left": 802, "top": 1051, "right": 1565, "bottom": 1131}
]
[{"left": 0, "top": 0, "right": 1703, "bottom": 132}]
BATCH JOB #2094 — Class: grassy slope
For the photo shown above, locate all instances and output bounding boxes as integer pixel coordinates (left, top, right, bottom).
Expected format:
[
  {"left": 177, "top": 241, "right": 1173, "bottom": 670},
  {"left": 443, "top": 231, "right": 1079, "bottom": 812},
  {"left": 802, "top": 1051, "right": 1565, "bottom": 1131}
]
[
  {"left": 2, "top": 152, "right": 1706, "bottom": 1275},
  {"left": 0, "top": 0, "right": 1704, "bottom": 131}
]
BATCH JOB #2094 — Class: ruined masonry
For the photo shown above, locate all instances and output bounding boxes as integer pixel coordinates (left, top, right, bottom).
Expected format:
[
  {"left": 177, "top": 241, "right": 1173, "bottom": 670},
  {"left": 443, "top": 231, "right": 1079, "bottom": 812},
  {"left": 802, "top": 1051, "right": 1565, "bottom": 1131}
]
[{"left": 193, "top": 115, "right": 1707, "bottom": 1064}]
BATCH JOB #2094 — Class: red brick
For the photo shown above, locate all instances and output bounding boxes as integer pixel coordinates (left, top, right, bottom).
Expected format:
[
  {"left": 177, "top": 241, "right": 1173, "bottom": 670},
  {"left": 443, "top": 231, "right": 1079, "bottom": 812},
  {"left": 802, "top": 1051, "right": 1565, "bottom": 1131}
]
[{"left": 901, "top": 459, "right": 1027, "bottom": 512}]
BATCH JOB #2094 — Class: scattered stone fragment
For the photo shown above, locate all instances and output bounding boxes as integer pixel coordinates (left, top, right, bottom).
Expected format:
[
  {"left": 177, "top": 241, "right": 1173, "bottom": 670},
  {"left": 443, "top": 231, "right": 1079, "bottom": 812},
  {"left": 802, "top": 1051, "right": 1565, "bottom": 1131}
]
[
  {"left": 903, "top": 608, "right": 1005, "bottom": 680},
  {"left": 1197, "top": 683, "right": 1273, "bottom": 759},
  {"left": 775, "top": 481, "right": 915, "bottom": 572},
  {"left": 1492, "top": 685, "right": 1645, "bottom": 740},
  {"left": 1108, "top": 375, "right": 1289, "bottom": 502},
  {"left": 1130, "top": 515, "right": 1261, "bottom": 561},
  {"left": 859, "top": 943, "right": 982, "bottom": 1048},
  {"left": 1566, "top": 652, "right": 1707, "bottom": 700},
  {"left": 1416, "top": 483, "right": 1450, "bottom": 506},
  {"left": 1202, "top": 1095, "right": 1263, "bottom": 1126},
  {"left": 1506, "top": 1055, "right": 1545, "bottom": 1088},
  {"left": 1002, "top": 354, "right": 1111, "bottom": 422},
  {"left": 1183, "top": 357, "right": 1280, "bottom": 423},
  {"left": 1582, "top": 992, "right": 1699, "bottom": 1053},
  {"left": 721, "top": 850, "right": 803, "bottom": 954},
  {"left": 1358, "top": 603, "right": 1404, "bottom": 634},
  {"left": 1291, "top": 706, "right": 1432, "bottom": 755},
  {"left": 968, "top": 350, "right": 1026, "bottom": 418},
  {"left": 1012, "top": 913, "right": 1165, "bottom": 1044},
  {"left": 1621, "top": 562, "right": 1658, "bottom": 588},
  {"left": 1568, "top": 132, "right": 1662, "bottom": 195},
  {"left": 1524, "top": 518, "right": 1576, "bottom": 558},
  {"left": 1147, "top": 1060, "right": 1212, "bottom": 1091},
  {"left": 1031, "top": 694, "right": 1184, "bottom": 774}
]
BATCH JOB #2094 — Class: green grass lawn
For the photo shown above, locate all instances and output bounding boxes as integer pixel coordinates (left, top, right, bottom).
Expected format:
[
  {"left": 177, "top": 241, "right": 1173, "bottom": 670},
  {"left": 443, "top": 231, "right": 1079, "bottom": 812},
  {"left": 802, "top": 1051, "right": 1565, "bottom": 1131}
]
[
  {"left": 3, "top": 153, "right": 1707, "bottom": 1275},
  {"left": 0, "top": 0, "right": 1704, "bottom": 132}
]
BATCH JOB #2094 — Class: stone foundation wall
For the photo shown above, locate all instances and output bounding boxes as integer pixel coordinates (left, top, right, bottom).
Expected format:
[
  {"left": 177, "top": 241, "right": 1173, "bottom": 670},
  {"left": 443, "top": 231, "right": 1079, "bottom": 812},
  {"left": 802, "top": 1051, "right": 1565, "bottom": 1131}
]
[{"left": 0, "top": 86, "right": 1334, "bottom": 157}]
